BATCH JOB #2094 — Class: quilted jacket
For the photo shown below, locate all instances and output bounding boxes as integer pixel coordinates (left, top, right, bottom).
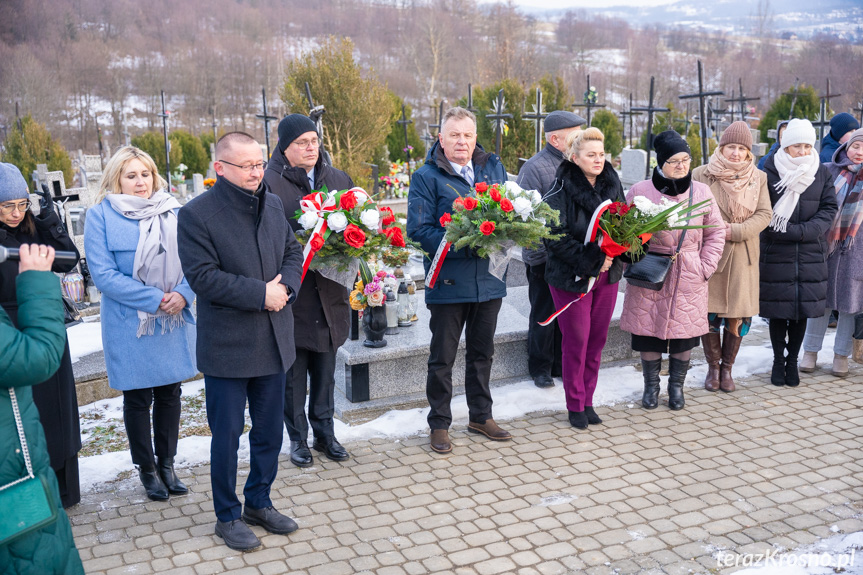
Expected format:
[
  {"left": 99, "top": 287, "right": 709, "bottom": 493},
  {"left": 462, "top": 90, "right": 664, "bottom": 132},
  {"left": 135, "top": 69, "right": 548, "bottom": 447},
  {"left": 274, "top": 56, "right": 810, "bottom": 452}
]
[
  {"left": 0, "top": 271, "right": 84, "bottom": 575},
  {"left": 619, "top": 175, "right": 726, "bottom": 340}
]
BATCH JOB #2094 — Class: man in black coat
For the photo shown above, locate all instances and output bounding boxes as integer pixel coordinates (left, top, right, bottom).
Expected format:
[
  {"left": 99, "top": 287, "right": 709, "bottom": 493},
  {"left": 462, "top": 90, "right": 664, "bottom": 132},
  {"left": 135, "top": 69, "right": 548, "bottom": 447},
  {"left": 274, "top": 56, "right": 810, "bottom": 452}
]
[
  {"left": 515, "top": 111, "right": 585, "bottom": 389},
  {"left": 263, "top": 114, "right": 353, "bottom": 468},
  {"left": 178, "top": 132, "right": 303, "bottom": 552}
]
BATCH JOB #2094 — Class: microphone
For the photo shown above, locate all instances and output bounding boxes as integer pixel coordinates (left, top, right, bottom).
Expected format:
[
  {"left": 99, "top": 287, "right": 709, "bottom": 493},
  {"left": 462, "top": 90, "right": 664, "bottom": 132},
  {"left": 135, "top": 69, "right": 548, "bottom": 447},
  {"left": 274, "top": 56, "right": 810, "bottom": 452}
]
[{"left": 0, "top": 245, "right": 79, "bottom": 266}]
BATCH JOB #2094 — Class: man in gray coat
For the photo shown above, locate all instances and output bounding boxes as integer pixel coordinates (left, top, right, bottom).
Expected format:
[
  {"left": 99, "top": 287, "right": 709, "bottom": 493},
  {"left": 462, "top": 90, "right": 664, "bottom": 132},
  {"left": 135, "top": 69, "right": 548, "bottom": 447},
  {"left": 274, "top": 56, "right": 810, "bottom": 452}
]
[
  {"left": 516, "top": 111, "right": 585, "bottom": 388},
  {"left": 178, "top": 132, "right": 304, "bottom": 552}
]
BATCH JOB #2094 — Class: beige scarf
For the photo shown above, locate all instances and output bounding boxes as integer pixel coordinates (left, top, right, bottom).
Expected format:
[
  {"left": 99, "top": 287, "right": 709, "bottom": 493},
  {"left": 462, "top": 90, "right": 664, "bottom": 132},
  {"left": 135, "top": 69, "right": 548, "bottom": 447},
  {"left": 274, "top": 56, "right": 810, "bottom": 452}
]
[{"left": 705, "top": 148, "right": 759, "bottom": 222}]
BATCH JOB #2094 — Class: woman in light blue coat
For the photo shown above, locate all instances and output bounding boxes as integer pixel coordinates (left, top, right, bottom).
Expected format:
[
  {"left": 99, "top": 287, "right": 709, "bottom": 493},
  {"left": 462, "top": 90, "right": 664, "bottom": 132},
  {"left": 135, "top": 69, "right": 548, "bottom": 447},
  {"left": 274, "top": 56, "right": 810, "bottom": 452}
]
[{"left": 84, "top": 146, "right": 197, "bottom": 501}]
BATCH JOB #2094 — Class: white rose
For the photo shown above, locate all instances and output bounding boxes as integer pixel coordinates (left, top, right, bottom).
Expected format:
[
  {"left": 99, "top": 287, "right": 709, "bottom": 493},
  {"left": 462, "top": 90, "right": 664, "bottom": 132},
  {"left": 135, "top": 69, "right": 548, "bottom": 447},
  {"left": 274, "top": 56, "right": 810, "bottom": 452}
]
[
  {"left": 530, "top": 190, "right": 543, "bottom": 206},
  {"left": 298, "top": 211, "right": 320, "bottom": 230},
  {"left": 504, "top": 180, "right": 523, "bottom": 197},
  {"left": 512, "top": 197, "right": 533, "bottom": 221},
  {"left": 327, "top": 211, "right": 348, "bottom": 232},
  {"left": 359, "top": 209, "right": 380, "bottom": 229}
]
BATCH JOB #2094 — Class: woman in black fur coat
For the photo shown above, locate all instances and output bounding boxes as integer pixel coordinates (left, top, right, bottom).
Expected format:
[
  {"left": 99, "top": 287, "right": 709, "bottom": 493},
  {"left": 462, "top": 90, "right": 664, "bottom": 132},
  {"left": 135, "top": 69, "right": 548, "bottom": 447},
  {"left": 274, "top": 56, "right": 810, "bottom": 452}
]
[{"left": 543, "top": 127, "right": 626, "bottom": 430}]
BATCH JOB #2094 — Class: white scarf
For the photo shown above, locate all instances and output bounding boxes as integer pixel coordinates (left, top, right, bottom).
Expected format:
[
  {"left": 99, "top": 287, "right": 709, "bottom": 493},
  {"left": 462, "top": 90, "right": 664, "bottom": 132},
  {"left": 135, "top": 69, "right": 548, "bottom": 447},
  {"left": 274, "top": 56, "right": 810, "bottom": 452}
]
[
  {"left": 104, "top": 190, "right": 185, "bottom": 337},
  {"left": 769, "top": 147, "right": 820, "bottom": 232}
]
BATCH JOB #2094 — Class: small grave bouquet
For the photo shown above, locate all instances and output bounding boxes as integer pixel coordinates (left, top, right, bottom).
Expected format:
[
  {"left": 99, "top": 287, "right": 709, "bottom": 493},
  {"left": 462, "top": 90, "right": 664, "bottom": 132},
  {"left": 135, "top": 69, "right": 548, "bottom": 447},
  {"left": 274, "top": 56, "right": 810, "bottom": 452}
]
[
  {"left": 349, "top": 260, "right": 396, "bottom": 310},
  {"left": 426, "top": 181, "right": 560, "bottom": 287},
  {"left": 597, "top": 196, "right": 713, "bottom": 259}
]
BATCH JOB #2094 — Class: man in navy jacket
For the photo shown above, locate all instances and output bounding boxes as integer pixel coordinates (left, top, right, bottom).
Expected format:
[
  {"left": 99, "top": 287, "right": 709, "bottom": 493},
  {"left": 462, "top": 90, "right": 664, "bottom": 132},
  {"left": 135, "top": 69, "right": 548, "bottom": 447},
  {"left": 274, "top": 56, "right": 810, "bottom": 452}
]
[
  {"left": 407, "top": 107, "right": 511, "bottom": 454},
  {"left": 178, "top": 132, "right": 303, "bottom": 551}
]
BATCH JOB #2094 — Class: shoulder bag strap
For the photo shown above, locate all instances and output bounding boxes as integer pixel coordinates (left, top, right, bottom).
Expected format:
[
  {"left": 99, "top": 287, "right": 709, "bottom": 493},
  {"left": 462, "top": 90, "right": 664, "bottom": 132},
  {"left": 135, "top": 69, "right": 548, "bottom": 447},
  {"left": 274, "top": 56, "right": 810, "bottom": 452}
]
[
  {"left": 0, "top": 388, "right": 36, "bottom": 492},
  {"left": 671, "top": 186, "right": 695, "bottom": 260}
]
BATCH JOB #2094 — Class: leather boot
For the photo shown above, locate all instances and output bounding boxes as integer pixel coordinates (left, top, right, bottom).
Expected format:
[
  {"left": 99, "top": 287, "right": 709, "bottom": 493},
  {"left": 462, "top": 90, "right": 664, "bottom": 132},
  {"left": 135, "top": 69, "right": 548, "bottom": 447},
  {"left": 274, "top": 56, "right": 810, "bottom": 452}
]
[
  {"left": 785, "top": 358, "right": 800, "bottom": 387},
  {"left": 667, "top": 358, "right": 689, "bottom": 411},
  {"left": 641, "top": 358, "right": 662, "bottom": 410},
  {"left": 701, "top": 332, "right": 721, "bottom": 392},
  {"left": 771, "top": 359, "right": 786, "bottom": 386},
  {"left": 138, "top": 465, "right": 169, "bottom": 501},
  {"left": 719, "top": 330, "right": 742, "bottom": 393},
  {"left": 157, "top": 456, "right": 188, "bottom": 495}
]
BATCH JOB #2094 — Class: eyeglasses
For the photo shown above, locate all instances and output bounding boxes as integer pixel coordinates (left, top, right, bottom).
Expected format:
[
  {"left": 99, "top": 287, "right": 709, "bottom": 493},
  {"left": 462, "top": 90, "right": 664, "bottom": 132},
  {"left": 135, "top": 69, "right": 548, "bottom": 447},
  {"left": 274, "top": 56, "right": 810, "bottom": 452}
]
[
  {"left": 0, "top": 200, "right": 31, "bottom": 216},
  {"left": 218, "top": 160, "right": 267, "bottom": 173},
  {"left": 665, "top": 157, "right": 692, "bottom": 167},
  {"left": 291, "top": 138, "right": 319, "bottom": 149}
]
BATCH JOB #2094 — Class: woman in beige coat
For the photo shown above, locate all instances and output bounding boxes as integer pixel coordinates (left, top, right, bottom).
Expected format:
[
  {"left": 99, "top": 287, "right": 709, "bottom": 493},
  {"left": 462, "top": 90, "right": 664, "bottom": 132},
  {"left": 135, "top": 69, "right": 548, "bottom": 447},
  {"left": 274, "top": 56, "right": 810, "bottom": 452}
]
[{"left": 692, "top": 121, "right": 772, "bottom": 392}]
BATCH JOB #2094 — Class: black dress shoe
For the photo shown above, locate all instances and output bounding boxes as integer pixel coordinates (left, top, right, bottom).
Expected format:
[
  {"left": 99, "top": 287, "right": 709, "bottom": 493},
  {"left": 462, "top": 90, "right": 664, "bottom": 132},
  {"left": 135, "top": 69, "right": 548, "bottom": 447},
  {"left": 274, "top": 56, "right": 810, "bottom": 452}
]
[
  {"left": 568, "top": 410, "right": 588, "bottom": 429},
  {"left": 215, "top": 519, "right": 261, "bottom": 551},
  {"left": 242, "top": 505, "right": 299, "bottom": 535},
  {"left": 312, "top": 436, "right": 350, "bottom": 461},
  {"left": 138, "top": 467, "right": 169, "bottom": 501},
  {"left": 290, "top": 440, "right": 313, "bottom": 468},
  {"left": 533, "top": 374, "right": 555, "bottom": 388},
  {"left": 584, "top": 406, "right": 602, "bottom": 425},
  {"left": 157, "top": 457, "right": 188, "bottom": 495}
]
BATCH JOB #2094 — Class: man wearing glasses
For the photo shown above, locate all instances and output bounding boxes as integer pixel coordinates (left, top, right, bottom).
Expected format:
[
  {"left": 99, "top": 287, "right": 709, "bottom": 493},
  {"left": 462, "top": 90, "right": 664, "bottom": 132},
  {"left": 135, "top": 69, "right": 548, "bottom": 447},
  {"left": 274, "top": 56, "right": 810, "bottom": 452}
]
[
  {"left": 178, "top": 132, "right": 304, "bottom": 551},
  {"left": 263, "top": 114, "right": 354, "bottom": 469}
]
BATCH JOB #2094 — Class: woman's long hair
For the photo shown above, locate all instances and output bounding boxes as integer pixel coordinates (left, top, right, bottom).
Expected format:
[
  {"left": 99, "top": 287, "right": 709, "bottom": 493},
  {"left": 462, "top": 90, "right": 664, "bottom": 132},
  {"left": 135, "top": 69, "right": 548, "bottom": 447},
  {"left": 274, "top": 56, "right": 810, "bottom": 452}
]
[{"left": 97, "top": 146, "right": 168, "bottom": 203}]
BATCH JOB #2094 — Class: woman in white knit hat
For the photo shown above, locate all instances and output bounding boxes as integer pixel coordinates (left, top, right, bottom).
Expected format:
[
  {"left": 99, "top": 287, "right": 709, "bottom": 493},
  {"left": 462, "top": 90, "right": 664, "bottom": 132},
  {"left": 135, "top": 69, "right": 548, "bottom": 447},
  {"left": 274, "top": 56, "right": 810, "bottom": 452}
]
[{"left": 759, "top": 119, "right": 838, "bottom": 387}]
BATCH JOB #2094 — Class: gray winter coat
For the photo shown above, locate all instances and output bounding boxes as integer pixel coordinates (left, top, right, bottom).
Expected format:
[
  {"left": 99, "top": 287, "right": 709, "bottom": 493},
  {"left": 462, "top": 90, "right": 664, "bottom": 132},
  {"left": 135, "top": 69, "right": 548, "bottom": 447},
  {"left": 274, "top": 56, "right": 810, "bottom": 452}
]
[
  {"left": 824, "top": 143, "right": 863, "bottom": 314},
  {"left": 516, "top": 144, "right": 566, "bottom": 266}
]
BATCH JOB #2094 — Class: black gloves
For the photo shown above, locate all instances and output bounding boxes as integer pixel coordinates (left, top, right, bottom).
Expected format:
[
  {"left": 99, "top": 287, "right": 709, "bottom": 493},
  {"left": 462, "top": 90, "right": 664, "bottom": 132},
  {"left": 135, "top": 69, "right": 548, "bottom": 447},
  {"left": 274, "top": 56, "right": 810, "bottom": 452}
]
[{"left": 39, "top": 184, "right": 54, "bottom": 213}]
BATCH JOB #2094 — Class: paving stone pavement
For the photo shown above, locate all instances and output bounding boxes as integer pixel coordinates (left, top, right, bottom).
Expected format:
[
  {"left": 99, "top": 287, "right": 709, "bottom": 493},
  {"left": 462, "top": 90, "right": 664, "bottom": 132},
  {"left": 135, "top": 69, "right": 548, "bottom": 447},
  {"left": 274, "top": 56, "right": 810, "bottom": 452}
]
[{"left": 67, "top": 366, "right": 863, "bottom": 575}]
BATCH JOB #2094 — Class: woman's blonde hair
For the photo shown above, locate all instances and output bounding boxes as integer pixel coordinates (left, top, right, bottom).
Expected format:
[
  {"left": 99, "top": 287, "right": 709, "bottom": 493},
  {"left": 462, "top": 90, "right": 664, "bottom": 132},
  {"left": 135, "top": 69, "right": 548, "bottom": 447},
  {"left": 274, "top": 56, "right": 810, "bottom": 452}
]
[
  {"left": 98, "top": 146, "right": 168, "bottom": 202},
  {"left": 565, "top": 127, "right": 605, "bottom": 161}
]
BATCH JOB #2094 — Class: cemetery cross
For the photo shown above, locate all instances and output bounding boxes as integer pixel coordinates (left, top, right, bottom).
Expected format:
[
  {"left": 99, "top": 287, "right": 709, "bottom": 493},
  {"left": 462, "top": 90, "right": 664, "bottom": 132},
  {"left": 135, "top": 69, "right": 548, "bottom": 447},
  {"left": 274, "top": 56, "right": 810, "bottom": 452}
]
[
  {"left": 679, "top": 60, "right": 725, "bottom": 165},
  {"left": 632, "top": 77, "right": 671, "bottom": 179}
]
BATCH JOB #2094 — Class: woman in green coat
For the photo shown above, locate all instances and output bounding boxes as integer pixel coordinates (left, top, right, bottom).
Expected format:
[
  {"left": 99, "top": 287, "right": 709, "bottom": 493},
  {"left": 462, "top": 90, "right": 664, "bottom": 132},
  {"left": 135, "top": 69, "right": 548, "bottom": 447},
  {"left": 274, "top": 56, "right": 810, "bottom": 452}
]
[{"left": 0, "top": 238, "right": 84, "bottom": 574}]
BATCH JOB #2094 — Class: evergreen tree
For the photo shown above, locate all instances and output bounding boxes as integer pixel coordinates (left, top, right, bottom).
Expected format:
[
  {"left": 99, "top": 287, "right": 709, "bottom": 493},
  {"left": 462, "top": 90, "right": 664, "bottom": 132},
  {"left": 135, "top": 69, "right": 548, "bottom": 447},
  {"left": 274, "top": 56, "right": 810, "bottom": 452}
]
[
  {"left": 760, "top": 84, "right": 820, "bottom": 146},
  {"left": 2, "top": 115, "right": 73, "bottom": 189},
  {"left": 591, "top": 110, "right": 623, "bottom": 159},
  {"left": 169, "top": 130, "right": 208, "bottom": 176},
  {"left": 383, "top": 93, "right": 424, "bottom": 164},
  {"left": 131, "top": 132, "right": 183, "bottom": 180}
]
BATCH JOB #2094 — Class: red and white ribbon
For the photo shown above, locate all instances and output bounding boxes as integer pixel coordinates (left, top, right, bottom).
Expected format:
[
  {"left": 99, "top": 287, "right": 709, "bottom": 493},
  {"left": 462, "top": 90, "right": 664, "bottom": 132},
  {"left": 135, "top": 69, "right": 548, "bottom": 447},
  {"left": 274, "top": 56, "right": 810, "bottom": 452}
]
[
  {"left": 425, "top": 237, "right": 451, "bottom": 289},
  {"left": 538, "top": 199, "right": 612, "bottom": 326}
]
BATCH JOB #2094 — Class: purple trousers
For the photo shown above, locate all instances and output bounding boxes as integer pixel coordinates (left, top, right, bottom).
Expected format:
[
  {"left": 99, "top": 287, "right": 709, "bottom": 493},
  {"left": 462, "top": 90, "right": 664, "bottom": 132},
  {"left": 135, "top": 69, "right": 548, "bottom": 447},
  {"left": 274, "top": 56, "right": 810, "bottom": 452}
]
[{"left": 549, "top": 273, "right": 618, "bottom": 412}]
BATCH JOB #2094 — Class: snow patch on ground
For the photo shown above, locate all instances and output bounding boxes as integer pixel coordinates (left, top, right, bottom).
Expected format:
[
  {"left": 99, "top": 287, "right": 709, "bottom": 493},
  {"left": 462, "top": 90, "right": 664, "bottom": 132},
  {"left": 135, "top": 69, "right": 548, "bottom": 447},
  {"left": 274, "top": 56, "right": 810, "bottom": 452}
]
[
  {"left": 534, "top": 493, "right": 578, "bottom": 507},
  {"left": 724, "top": 531, "right": 863, "bottom": 574},
  {"left": 68, "top": 321, "right": 103, "bottom": 363}
]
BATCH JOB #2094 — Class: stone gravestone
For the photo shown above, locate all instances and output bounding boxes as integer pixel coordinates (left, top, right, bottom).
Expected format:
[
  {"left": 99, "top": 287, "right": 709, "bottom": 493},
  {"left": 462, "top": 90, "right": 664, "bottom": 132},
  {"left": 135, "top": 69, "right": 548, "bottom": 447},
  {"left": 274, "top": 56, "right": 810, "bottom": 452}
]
[
  {"left": 750, "top": 128, "right": 767, "bottom": 158},
  {"left": 32, "top": 163, "right": 49, "bottom": 191},
  {"left": 620, "top": 148, "right": 648, "bottom": 188},
  {"left": 191, "top": 173, "right": 205, "bottom": 197}
]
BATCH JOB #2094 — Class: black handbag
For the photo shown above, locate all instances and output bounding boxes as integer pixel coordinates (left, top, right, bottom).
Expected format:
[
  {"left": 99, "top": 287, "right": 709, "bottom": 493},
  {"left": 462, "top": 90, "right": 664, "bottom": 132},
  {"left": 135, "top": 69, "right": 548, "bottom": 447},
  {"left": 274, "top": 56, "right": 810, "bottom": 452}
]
[{"left": 624, "top": 187, "right": 693, "bottom": 291}]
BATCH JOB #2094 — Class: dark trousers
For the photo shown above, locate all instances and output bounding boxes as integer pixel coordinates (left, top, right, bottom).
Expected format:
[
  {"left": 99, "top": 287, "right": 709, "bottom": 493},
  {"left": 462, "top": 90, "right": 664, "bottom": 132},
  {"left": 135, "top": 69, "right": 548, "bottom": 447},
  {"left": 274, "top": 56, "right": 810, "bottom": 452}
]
[
  {"left": 426, "top": 299, "right": 502, "bottom": 430},
  {"left": 56, "top": 455, "right": 80, "bottom": 509},
  {"left": 285, "top": 348, "right": 337, "bottom": 442},
  {"left": 205, "top": 373, "right": 285, "bottom": 522},
  {"left": 526, "top": 263, "right": 562, "bottom": 378},
  {"left": 122, "top": 382, "right": 182, "bottom": 468},
  {"left": 769, "top": 318, "right": 807, "bottom": 360}
]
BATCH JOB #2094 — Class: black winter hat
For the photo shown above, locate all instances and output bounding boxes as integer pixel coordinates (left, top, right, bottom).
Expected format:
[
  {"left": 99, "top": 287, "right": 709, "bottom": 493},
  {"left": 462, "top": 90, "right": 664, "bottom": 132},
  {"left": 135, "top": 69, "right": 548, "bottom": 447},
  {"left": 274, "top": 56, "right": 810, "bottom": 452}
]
[
  {"left": 277, "top": 114, "right": 318, "bottom": 153},
  {"left": 653, "top": 130, "right": 691, "bottom": 169},
  {"left": 829, "top": 113, "right": 860, "bottom": 141}
]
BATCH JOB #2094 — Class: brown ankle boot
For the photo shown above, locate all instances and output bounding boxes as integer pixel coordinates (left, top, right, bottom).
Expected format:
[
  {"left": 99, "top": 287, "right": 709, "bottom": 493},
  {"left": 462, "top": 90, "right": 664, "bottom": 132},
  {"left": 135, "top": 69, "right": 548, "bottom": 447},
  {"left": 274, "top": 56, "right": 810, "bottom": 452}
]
[
  {"left": 701, "top": 332, "right": 721, "bottom": 392},
  {"left": 719, "top": 330, "right": 742, "bottom": 392}
]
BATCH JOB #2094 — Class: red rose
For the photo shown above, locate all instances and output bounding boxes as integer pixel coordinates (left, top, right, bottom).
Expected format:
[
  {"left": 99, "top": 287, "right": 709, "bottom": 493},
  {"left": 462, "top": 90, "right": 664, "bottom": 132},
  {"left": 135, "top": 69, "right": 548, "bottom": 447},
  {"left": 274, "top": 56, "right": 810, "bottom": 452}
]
[
  {"left": 309, "top": 234, "right": 325, "bottom": 251},
  {"left": 343, "top": 224, "right": 366, "bottom": 248},
  {"left": 479, "top": 221, "right": 496, "bottom": 236},
  {"left": 475, "top": 182, "right": 489, "bottom": 194},
  {"left": 619, "top": 204, "right": 631, "bottom": 215},
  {"left": 490, "top": 189, "right": 501, "bottom": 202},
  {"left": 608, "top": 203, "right": 619, "bottom": 215},
  {"left": 453, "top": 197, "right": 466, "bottom": 210},
  {"left": 379, "top": 206, "right": 395, "bottom": 226},
  {"left": 463, "top": 197, "right": 478, "bottom": 210},
  {"left": 440, "top": 212, "right": 452, "bottom": 227},
  {"left": 339, "top": 191, "right": 357, "bottom": 210},
  {"left": 500, "top": 198, "right": 513, "bottom": 212},
  {"left": 385, "top": 226, "right": 406, "bottom": 247},
  {"left": 376, "top": 270, "right": 388, "bottom": 278}
]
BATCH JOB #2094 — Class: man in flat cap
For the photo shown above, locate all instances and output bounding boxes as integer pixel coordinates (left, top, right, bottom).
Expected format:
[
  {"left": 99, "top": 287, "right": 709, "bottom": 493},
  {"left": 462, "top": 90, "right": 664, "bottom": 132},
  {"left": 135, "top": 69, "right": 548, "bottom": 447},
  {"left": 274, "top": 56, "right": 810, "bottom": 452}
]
[{"left": 516, "top": 110, "right": 586, "bottom": 389}]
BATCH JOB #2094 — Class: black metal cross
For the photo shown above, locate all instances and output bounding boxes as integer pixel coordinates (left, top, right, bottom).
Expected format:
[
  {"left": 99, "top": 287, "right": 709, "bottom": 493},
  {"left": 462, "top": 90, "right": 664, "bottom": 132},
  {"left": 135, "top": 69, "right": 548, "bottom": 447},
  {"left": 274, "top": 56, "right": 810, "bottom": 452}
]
[
  {"left": 420, "top": 124, "right": 435, "bottom": 153},
  {"left": 486, "top": 89, "right": 513, "bottom": 157},
  {"left": 397, "top": 104, "right": 413, "bottom": 171},
  {"left": 158, "top": 90, "right": 171, "bottom": 187},
  {"left": 256, "top": 88, "right": 278, "bottom": 158},
  {"left": 784, "top": 78, "right": 802, "bottom": 119},
  {"left": 522, "top": 87, "right": 547, "bottom": 155},
  {"left": 725, "top": 79, "right": 760, "bottom": 122},
  {"left": 467, "top": 84, "right": 478, "bottom": 114},
  {"left": 812, "top": 100, "right": 832, "bottom": 147},
  {"left": 821, "top": 78, "right": 842, "bottom": 116},
  {"left": 304, "top": 82, "right": 329, "bottom": 165},
  {"left": 679, "top": 60, "right": 725, "bottom": 165},
  {"left": 429, "top": 100, "right": 446, "bottom": 136},
  {"left": 619, "top": 92, "right": 643, "bottom": 149},
  {"left": 211, "top": 109, "right": 218, "bottom": 142},
  {"left": 632, "top": 77, "right": 670, "bottom": 179},
  {"left": 573, "top": 74, "right": 606, "bottom": 127}
]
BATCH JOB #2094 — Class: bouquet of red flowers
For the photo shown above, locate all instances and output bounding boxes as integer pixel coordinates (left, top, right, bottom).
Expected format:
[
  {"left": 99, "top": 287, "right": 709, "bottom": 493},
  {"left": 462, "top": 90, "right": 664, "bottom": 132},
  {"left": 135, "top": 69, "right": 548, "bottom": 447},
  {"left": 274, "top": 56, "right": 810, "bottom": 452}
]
[
  {"left": 426, "top": 181, "right": 560, "bottom": 288},
  {"left": 597, "top": 196, "right": 713, "bottom": 259}
]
